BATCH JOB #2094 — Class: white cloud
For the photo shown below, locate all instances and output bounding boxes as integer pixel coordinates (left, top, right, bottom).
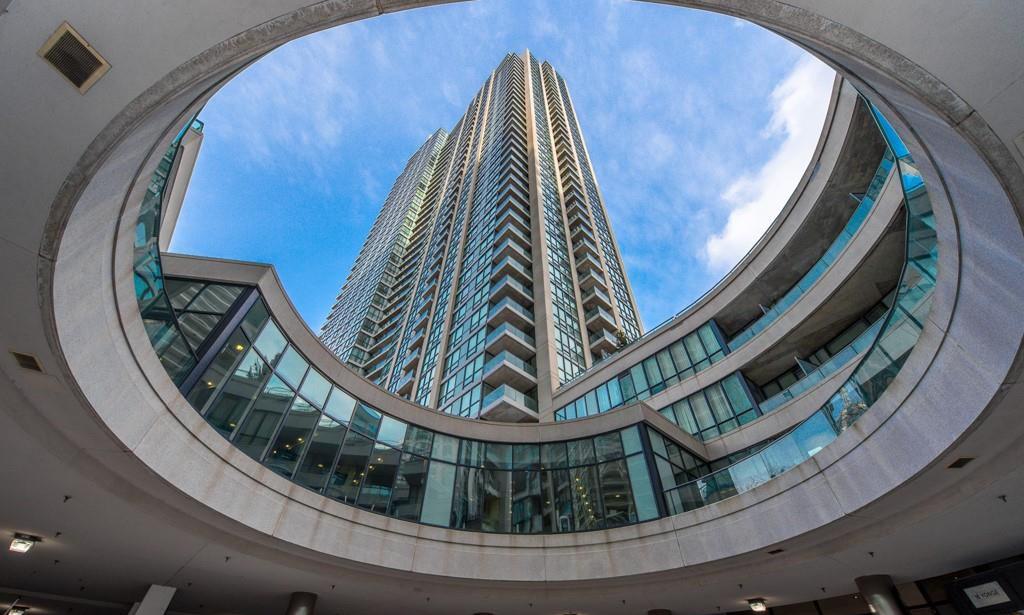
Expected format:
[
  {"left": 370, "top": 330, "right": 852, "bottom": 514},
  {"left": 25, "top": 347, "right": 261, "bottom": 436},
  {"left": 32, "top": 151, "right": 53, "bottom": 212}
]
[{"left": 702, "top": 55, "right": 835, "bottom": 271}]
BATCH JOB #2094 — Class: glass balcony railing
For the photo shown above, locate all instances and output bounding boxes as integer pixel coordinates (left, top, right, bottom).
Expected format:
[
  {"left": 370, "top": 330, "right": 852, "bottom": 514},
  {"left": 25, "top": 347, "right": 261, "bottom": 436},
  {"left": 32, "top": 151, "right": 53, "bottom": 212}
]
[
  {"left": 484, "top": 351, "right": 537, "bottom": 377},
  {"left": 584, "top": 306, "right": 615, "bottom": 324},
  {"left": 490, "top": 275, "right": 533, "bottom": 300},
  {"left": 489, "top": 296, "right": 533, "bottom": 322},
  {"left": 664, "top": 105, "right": 936, "bottom": 515},
  {"left": 486, "top": 322, "right": 536, "bottom": 348},
  {"left": 492, "top": 255, "right": 532, "bottom": 280},
  {"left": 758, "top": 317, "right": 883, "bottom": 414},
  {"left": 727, "top": 149, "right": 896, "bottom": 350},
  {"left": 483, "top": 384, "right": 539, "bottom": 412}
]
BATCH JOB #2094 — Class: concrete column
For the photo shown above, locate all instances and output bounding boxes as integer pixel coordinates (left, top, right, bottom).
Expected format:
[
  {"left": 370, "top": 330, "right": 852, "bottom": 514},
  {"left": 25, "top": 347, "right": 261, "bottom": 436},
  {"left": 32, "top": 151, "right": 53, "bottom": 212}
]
[
  {"left": 285, "top": 592, "right": 317, "bottom": 615},
  {"left": 128, "top": 585, "right": 176, "bottom": 615},
  {"left": 856, "top": 575, "right": 905, "bottom": 615}
]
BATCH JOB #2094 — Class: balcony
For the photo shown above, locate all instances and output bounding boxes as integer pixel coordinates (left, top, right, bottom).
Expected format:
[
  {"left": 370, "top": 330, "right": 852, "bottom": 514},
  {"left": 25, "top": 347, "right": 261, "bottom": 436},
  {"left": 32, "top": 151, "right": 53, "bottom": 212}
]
[
  {"left": 491, "top": 255, "right": 533, "bottom": 284},
  {"left": 407, "top": 327, "right": 426, "bottom": 350},
  {"left": 581, "top": 286, "right": 613, "bottom": 311},
  {"left": 589, "top": 329, "right": 619, "bottom": 355},
  {"left": 482, "top": 351, "right": 537, "bottom": 390},
  {"left": 492, "top": 237, "right": 532, "bottom": 265},
  {"left": 585, "top": 306, "right": 617, "bottom": 332},
  {"left": 488, "top": 296, "right": 533, "bottom": 330},
  {"left": 573, "top": 236, "right": 600, "bottom": 259},
  {"left": 484, "top": 323, "right": 536, "bottom": 359},
  {"left": 411, "top": 310, "right": 430, "bottom": 333},
  {"left": 480, "top": 384, "right": 539, "bottom": 423},
  {"left": 495, "top": 207, "right": 531, "bottom": 235},
  {"left": 490, "top": 275, "right": 533, "bottom": 306},
  {"left": 577, "top": 269, "right": 608, "bottom": 291},
  {"left": 394, "top": 370, "right": 415, "bottom": 397},
  {"left": 575, "top": 253, "right": 603, "bottom": 276},
  {"left": 569, "top": 221, "right": 596, "bottom": 244},
  {"left": 494, "top": 221, "right": 531, "bottom": 248},
  {"left": 400, "top": 350, "right": 420, "bottom": 372}
]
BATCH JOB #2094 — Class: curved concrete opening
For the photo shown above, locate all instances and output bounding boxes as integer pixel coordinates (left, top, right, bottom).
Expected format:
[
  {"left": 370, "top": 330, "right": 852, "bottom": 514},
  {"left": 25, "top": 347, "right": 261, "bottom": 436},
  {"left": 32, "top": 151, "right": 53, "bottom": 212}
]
[{"left": 2, "top": 1, "right": 1023, "bottom": 613}]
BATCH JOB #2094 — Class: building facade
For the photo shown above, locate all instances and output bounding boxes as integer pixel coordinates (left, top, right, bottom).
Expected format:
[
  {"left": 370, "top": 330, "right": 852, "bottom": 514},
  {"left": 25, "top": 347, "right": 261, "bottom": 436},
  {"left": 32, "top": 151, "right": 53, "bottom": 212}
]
[{"left": 320, "top": 52, "right": 643, "bottom": 421}]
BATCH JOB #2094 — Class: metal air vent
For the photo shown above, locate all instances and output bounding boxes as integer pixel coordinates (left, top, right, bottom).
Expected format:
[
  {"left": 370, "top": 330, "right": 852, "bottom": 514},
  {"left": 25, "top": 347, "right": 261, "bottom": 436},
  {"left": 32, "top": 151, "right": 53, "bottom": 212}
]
[{"left": 37, "top": 22, "right": 109, "bottom": 93}]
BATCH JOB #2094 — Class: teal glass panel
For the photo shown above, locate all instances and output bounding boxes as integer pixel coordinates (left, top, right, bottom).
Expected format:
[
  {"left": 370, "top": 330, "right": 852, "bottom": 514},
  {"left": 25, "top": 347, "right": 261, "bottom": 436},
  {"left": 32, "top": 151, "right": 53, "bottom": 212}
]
[
  {"left": 186, "top": 329, "right": 248, "bottom": 413},
  {"left": 325, "top": 430, "right": 373, "bottom": 504},
  {"left": 298, "top": 368, "right": 331, "bottom": 408},
  {"left": 626, "top": 455, "right": 659, "bottom": 521},
  {"left": 324, "top": 386, "right": 356, "bottom": 424},
  {"left": 293, "top": 414, "right": 346, "bottom": 492},
  {"left": 204, "top": 348, "right": 270, "bottom": 437},
  {"left": 253, "top": 320, "right": 287, "bottom": 366},
  {"left": 356, "top": 443, "right": 401, "bottom": 513},
  {"left": 233, "top": 374, "right": 294, "bottom": 460},
  {"left": 388, "top": 453, "right": 429, "bottom": 521},
  {"left": 420, "top": 460, "right": 456, "bottom": 526},
  {"left": 274, "top": 346, "right": 308, "bottom": 388},
  {"left": 264, "top": 397, "right": 319, "bottom": 478}
]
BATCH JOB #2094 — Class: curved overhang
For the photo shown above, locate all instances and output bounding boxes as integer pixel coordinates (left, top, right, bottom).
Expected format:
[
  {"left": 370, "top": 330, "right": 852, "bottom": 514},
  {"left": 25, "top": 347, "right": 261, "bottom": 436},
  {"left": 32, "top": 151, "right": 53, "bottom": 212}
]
[{"left": 2, "top": 1, "right": 1023, "bottom": 613}]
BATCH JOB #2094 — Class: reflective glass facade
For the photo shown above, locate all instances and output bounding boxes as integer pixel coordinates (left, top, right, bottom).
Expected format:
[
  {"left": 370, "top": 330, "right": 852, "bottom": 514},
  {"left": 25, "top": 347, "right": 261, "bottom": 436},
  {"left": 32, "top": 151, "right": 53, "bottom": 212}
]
[{"left": 134, "top": 95, "right": 935, "bottom": 534}]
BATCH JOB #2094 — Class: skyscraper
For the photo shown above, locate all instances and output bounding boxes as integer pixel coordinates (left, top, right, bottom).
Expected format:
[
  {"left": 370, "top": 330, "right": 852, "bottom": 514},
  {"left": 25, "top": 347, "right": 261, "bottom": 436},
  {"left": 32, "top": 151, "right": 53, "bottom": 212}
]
[{"left": 320, "top": 52, "right": 643, "bottom": 422}]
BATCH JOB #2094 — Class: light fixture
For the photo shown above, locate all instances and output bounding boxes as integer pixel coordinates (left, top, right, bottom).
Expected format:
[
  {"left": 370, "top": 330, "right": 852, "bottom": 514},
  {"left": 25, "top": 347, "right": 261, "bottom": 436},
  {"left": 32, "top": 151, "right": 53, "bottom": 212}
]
[
  {"left": 748, "top": 598, "right": 768, "bottom": 612},
  {"left": 10, "top": 607, "right": 28, "bottom": 615},
  {"left": 9, "top": 533, "right": 40, "bottom": 553}
]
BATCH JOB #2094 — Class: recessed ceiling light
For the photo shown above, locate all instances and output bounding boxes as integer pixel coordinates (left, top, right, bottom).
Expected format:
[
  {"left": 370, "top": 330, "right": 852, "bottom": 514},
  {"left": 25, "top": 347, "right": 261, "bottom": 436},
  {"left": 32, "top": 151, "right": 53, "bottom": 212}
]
[
  {"left": 748, "top": 598, "right": 768, "bottom": 612},
  {"left": 10, "top": 533, "right": 40, "bottom": 553}
]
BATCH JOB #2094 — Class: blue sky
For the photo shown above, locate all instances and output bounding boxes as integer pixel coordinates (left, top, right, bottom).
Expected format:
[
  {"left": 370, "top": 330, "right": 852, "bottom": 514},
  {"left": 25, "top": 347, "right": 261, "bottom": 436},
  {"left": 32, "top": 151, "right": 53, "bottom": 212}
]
[{"left": 172, "top": 0, "right": 835, "bottom": 331}]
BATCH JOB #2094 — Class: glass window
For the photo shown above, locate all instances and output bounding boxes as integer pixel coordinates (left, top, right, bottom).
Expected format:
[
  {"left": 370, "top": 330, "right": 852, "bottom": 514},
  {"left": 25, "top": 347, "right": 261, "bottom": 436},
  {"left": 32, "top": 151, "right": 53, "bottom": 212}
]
[
  {"left": 513, "top": 444, "right": 540, "bottom": 470},
  {"left": 263, "top": 397, "right": 319, "bottom": 478},
  {"left": 293, "top": 414, "right": 346, "bottom": 492},
  {"left": 349, "top": 403, "right": 382, "bottom": 438},
  {"left": 402, "top": 425, "right": 433, "bottom": 457},
  {"left": 324, "top": 386, "right": 356, "bottom": 424},
  {"left": 620, "top": 426, "right": 643, "bottom": 456},
  {"left": 253, "top": 320, "right": 287, "bottom": 366},
  {"left": 233, "top": 375, "right": 294, "bottom": 460},
  {"left": 356, "top": 443, "right": 401, "bottom": 513},
  {"left": 377, "top": 416, "right": 408, "bottom": 448},
  {"left": 240, "top": 299, "right": 269, "bottom": 340},
  {"left": 593, "top": 432, "right": 623, "bottom": 461},
  {"left": 430, "top": 433, "right": 459, "bottom": 463},
  {"left": 177, "top": 312, "right": 221, "bottom": 352},
  {"left": 629, "top": 364, "right": 648, "bottom": 396},
  {"left": 420, "top": 461, "right": 456, "bottom": 526},
  {"left": 480, "top": 468, "right": 512, "bottom": 532},
  {"left": 705, "top": 384, "right": 734, "bottom": 423},
  {"left": 669, "top": 341, "right": 691, "bottom": 372},
  {"left": 450, "top": 466, "right": 483, "bottom": 530},
  {"left": 698, "top": 324, "right": 722, "bottom": 358},
  {"left": 567, "top": 438, "right": 595, "bottom": 466},
  {"left": 460, "top": 440, "right": 486, "bottom": 468},
  {"left": 298, "top": 368, "right": 331, "bottom": 408},
  {"left": 570, "top": 465, "right": 603, "bottom": 530},
  {"left": 642, "top": 356, "right": 663, "bottom": 387},
  {"left": 274, "top": 346, "right": 308, "bottom": 388},
  {"left": 599, "top": 460, "right": 635, "bottom": 528},
  {"left": 388, "top": 453, "right": 429, "bottom": 521},
  {"left": 485, "top": 443, "right": 513, "bottom": 470},
  {"left": 166, "top": 279, "right": 203, "bottom": 310},
  {"left": 684, "top": 334, "right": 707, "bottom": 364},
  {"left": 204, "top": 348, "right": 270, "bottom": 437},
  {"left": 607, "top": 379, "right": 623, "bottom": 407},
  {"left": 511, "top": 471, "right": 543, "bottom": 533},
  {"left": 626, "top": 455, "right": 659, "bottom": 521},
  {"left": 186, "top": 329, "right": 248, "bottom": 413},
  {"left": 189, "top": 284, "right": 243, "bottom": 313},
  {"left": 656, "top": 349, "right": 676, "bottom": 381},
  {"left": 689, "top": 393, "right": 715, "bottom": 430},
  {"left": 541, "top": 469, "right": 574, "bottom": 533},
  {"left": 723, "top": 374, "right": 754, "bottom": 414},
  {"left": 541, "top": 441, "right": 568, "bottom": 469},
  {"left": 674, "top": 398, "right": 699, "bottom": 435},
  {"left": 324, "top": 430, "right": 373, "bottom": 504}
]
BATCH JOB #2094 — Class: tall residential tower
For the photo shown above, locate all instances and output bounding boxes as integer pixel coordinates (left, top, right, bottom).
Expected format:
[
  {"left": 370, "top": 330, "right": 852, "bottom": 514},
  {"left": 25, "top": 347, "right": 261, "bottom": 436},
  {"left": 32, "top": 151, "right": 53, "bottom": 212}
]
[{"left": 320, "top": 52, "right": 643, "bottom": 422}]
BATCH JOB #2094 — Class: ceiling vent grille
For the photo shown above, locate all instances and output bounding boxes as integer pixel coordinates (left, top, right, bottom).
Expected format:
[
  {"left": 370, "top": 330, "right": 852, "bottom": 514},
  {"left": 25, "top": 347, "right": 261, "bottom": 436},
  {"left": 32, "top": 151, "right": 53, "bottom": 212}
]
[
  {"left": 11, "top": 351, "right": 43, "bottom": 372},
  {"left": 38, "top": 22, "right": 109, "bottom": 93}
]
